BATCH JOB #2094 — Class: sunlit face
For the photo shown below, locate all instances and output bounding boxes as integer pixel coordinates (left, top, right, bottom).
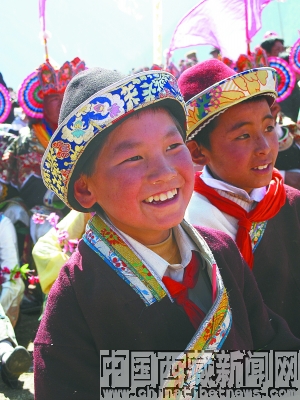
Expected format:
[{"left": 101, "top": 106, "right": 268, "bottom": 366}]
[
  {"left": 84, "top": 108, "right": 194, "bottom": 245},
  {"left": 269, "top": 40, "right": 284, "bottom": 57},
  {"left": 43, "top": 93, "right": 64, "bottom": 130},
  {"left": 200, "top": 99, "right": 279, "bottom": 193}
]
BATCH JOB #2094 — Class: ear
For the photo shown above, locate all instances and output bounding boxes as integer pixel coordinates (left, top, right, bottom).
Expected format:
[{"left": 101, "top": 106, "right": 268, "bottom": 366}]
[
  {"left": 73, "top": 175, "right": 97, "bottom": 209},
  {"left": 186, "top": 140, "right": 210, "bottom": 166}
]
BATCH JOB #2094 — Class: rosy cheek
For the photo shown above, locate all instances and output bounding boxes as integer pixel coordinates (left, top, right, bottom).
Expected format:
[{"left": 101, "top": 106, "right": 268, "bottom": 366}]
[{"left": 177, "top": 148, "right": 193, "bottom": 166}]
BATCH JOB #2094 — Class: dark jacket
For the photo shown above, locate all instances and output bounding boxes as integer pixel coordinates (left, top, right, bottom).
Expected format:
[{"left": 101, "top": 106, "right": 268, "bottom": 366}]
[{"left": 34, "top": 226, "right": 300, "bottom": 399}]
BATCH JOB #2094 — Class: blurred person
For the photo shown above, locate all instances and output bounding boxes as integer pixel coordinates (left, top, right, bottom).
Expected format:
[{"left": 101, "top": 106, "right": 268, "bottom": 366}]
[
  {"left": 209, "top": 47, "right": 221, "bottom": 59},
  {"left": 260, "top": 34, "right": 285, "bottom": 57},
  {"left": 178, "top": 59, "right": 300, "bottom": 337},
  {"left": 32, "top": 210, "right": 91, "bottom": 296},
  {"left": 0, "top": 213, "right": 31, "bottom": 388}
]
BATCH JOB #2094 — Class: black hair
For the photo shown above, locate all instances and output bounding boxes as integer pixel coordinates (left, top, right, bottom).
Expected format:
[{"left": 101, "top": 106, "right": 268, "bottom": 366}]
[
  {"left": 192, "top": 96, "right": 271, "bottom": 149},
  {"left": 260, "top": 38, "right": 284, "bottom": 54},
  {"left": 192, "top": 117, "right": 218, "bottom": 149}
]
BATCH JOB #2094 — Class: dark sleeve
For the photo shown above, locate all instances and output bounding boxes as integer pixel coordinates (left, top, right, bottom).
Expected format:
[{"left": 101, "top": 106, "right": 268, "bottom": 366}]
[
  {"left": 238, "top": 254, "right": 300, "bottom": 350},
  {"left": 196, "top": 226, "right": 300, "bottom": 350},
  {"left": 34, "top": 255, "right": 99, "bottom": 400}
]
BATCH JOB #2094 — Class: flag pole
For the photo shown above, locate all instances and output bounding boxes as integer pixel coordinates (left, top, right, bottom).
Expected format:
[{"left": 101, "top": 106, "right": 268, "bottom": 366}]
[
  {"left": 43, "top": 36, "right": 50, "bottom": 63},
  {"left": 244, "top": 0, "right": 251, "bottom": 55},
  {"left": 39, "top": 0, "right": 49, "bottom": 62},
  {"left": 153, "top": 0, "right": 162, "bottom": 66}
]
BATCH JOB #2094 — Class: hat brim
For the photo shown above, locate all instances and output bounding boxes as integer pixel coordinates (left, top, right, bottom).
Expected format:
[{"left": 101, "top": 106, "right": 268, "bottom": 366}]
[
  {"left": 185, "top": 67, "right": 278, "bottom": 141},
  {"left": 41, "top": 70, "right": 186, "bottom": 211}
]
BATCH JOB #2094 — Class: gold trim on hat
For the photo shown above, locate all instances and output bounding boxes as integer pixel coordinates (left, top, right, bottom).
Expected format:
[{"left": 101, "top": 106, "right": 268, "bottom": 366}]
[
  {"left": 41, "top": 70, "right": 186, "bottom": 209},
  {"left": 186, "top": 68, "right": 278, "bottom": 140}
]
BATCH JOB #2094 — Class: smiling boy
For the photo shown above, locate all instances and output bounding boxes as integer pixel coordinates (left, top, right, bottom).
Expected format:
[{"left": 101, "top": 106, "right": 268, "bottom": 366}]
[
  {"left": 178, "top": 59, "right": 300, "bottom": 338},
  {"left": 34, "top": 67, "right": 300, "bottom": 399}
]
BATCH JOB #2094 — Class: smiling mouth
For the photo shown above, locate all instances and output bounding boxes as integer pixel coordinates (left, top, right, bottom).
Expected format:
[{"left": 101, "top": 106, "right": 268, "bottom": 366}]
[
  {"left": 144, "top": 188, "right": 178, "bottom": 203},
  {"left": 253, "top": 164, "right": 269, "bottom": 171}
]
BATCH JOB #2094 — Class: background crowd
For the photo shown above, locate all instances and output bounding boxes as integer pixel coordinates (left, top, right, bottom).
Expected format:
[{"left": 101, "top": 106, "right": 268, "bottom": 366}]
[{"left": 0, "top": 30, "right": 299, "bottom": 391}]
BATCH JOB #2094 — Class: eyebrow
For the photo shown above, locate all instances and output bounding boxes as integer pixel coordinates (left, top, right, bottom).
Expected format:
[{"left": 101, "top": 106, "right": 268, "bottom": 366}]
[
  {"left": 227, "top": 114, "right": 274, "bottom": 133},
  {"left": 112, "top": 127, "right": 181, "bottom": 155}
]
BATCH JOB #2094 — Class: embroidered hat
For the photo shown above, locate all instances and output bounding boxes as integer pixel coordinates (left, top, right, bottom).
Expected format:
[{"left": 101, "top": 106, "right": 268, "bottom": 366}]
[
  {"left": 18, "top": 57, "right": 86, "bottom": 119},
  {"left": 41, "top": 67, "right": 186, "bottom": 211},
  {"left": 177, "top": 59, "right": 277, "bottom": 141}
]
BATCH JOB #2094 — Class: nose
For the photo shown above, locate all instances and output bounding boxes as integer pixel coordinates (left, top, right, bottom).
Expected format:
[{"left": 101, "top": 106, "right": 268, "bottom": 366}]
[
  {"left": 147, "top": 155, "right": 177, "bottom": 185},
  {"left": 254, "top": 133, "right": 272, "bottom": 155}
]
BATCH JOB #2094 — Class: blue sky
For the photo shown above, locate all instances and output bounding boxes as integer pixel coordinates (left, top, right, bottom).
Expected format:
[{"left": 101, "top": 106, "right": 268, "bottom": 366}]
[{"left": 1, "top": 0, "right": 299, "bottom": 90}]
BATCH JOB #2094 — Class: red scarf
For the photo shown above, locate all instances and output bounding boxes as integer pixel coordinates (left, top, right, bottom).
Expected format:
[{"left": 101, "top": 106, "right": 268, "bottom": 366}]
[
  {"left": 162, "top": 251, "right": 206, "bottom": 329},
  {"left": 194, "top": 169, "right": 286, "bottom": 268}
]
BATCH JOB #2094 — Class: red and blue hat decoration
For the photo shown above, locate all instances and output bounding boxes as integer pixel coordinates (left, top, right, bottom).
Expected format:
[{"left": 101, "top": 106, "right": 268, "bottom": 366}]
[
  {"left": 18, "top": 71, "right": 44, "bottom": 119},
  {"left": 0, "top": 84, "right": 12, "bottom": 123},
  {"left": 290, "top": 38, "right": 300, "bottom": 75},
  {"left": 268, "top": 56, "right": 296, "bottom": 102}
]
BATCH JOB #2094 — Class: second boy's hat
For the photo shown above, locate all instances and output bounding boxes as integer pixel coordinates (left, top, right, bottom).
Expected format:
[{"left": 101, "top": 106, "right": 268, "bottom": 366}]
[
  {"left": 177, "top": 59, "right": 278, "bottom": 141},
  {"left": 41, "top": 68, "right": 187, "bottom": 211}
]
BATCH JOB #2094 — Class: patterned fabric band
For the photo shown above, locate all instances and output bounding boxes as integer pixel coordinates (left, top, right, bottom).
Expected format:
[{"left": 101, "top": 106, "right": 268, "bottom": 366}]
[
  {"left": 41, "top": 71, "right": 186, "bottom": 208},
  {"left": 185, "top": 67, "right": 277, "bottom": 140},
  {"left": 83, "top": 214, "right": 232, "bottom": 348},
  {"left": 83, "top": 214, "right": 232, "bottom": 396}
]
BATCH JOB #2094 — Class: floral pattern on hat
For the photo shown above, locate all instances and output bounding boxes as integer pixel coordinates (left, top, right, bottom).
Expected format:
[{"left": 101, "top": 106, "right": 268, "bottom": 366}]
[
  {"left": 42, "top": 71, "right": 185, "bottom": 209},
  {"left": 186, "top": 68, "right": 277, "bottom": 140}
]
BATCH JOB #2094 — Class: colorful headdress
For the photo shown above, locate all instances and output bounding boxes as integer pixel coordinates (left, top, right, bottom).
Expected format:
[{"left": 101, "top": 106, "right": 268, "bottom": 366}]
[
  {"left": 221, "top": 57, "right": 235, "bottom": 69},
  {"left": 177, "top": 59, "right": 277, "bottom": 141},
  {"left": 18, "top": 72, "right": 44, "bottom": 119},
  {"left": 0, "top": 84, "right": 12, "bottom": 123},
  {"left": 41, "top": 68, "right": 186, "bottom": 211},
  {"left": 268, "top": 56, "right": 296, "bottom": 102},
  {"left": 18, "top": 57, "right": 86, "bottom": 119},
  {"left": 38, "top": 57, "right": 86, "bottom": 95},
  {"left": 235, "top": 54, "right": 254, "bottom": 72},
  {"left": 253, "top": 46, "right": 269, "bottom": 68},
  {"left": 290, "top": 38, "right": 300, "bottom": 75}
]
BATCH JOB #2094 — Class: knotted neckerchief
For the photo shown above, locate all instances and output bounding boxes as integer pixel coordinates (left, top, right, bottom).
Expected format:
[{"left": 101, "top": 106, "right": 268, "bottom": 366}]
[
  {"left": 162, "top": 251, "right": 206, "bottom": 329},
  {"left": 194, "top": 169, "right": 286, "bottom": 268}
]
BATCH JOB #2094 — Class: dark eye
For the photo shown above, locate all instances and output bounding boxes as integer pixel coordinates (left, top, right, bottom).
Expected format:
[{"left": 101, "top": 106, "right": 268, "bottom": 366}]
[
  {"left": 236, "top": 133, "right": 250, "bottom": 140},
  {"left": 124, "top": 155, "right": 142, "bottom": 162},
  {"left": 266, "top": 125, "right": 275, "bottom": 132},
  {"left": 167, "top": 143, "right": 182, "bottom": 150}
]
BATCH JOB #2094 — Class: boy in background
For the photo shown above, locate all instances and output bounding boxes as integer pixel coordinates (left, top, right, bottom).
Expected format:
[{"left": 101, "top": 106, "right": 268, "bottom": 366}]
[{"left": 178, "top": 59, "right": 300, "bottom": 338}]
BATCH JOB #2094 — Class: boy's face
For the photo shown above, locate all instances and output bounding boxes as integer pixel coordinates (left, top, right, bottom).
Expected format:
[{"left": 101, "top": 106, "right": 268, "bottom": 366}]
[
  {"left": 80, "top": 108, "right": 194, "bottom": 245},
  {"left": 43, "top": 93, "right": 64, "bottom": 130},
  {"left": 190, "top": 99, "right": 278, "bottom": 193}
]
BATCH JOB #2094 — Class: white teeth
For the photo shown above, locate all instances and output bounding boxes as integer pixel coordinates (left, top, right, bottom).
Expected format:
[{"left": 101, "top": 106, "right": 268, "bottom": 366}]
[
  {"left": 145, "top": 188, "right": 178, "bottom": 203},
  {"left": 167, "top": 191, "right": 173, "bottom": 199},
  {"left": 255, "top": 164, "right": 268, "bottom": 170},
  {"left": 159, "top": 193, "right": 168, "bottom": 201}
]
